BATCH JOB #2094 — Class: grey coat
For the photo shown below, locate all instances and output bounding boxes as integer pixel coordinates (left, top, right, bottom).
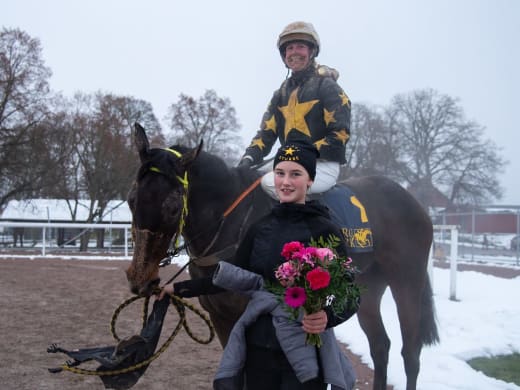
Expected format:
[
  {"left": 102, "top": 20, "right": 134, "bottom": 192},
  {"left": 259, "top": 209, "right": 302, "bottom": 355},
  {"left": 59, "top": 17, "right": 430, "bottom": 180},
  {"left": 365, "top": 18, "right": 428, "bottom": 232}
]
[{"left": 212, "top": 261, "right": 356, "bottom": 390}]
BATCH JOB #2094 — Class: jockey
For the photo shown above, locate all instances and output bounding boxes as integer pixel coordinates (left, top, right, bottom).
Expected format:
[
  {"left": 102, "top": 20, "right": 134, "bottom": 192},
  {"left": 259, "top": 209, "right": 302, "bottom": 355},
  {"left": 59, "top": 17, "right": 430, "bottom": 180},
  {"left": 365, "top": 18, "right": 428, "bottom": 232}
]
[{"left": 238, "top": 21, "right": 351, "bottom": 199}]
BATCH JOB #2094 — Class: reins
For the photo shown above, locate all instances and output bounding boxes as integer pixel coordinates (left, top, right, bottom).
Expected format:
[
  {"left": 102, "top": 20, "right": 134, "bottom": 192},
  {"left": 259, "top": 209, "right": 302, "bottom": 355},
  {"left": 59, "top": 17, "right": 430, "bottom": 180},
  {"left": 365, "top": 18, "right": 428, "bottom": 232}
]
[
  {"left": 223, "top": 176, "right": 262, "bottom": 217},
  {"left": 184, "top": 176, "right": 262, "bottom": 267}
]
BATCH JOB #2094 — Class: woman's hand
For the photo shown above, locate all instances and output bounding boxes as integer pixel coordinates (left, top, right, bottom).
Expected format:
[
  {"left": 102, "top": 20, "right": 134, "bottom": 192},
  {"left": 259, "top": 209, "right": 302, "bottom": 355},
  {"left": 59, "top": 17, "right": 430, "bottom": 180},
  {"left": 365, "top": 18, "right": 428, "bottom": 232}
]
[
  {"left": 157, "top": 284, "right": 174, "bottom": 301},
  {"left": 302, "top": 310, "right": 327, "bottom": 334}
]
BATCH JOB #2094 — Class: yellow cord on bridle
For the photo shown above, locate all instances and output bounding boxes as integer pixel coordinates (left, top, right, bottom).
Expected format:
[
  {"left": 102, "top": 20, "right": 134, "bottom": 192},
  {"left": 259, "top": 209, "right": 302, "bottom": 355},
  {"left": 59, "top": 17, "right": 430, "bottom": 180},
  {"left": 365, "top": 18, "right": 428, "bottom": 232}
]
[{"left": 149, "top": 148, "right": 190, "bottom": 248}]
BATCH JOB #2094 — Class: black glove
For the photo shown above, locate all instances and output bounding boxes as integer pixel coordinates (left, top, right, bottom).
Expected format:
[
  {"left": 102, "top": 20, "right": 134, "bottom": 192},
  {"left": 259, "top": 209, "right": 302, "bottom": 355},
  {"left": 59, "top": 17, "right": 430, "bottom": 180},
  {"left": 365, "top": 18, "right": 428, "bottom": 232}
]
[
  {"left": 325, "top": 296, "right": 361, "bottom": 328},
  {"left": 237, "top": 156, "right": 253, "bottom": 168},
  {"left": 173, "top": 277, "right": 215, "bottom": 298}
]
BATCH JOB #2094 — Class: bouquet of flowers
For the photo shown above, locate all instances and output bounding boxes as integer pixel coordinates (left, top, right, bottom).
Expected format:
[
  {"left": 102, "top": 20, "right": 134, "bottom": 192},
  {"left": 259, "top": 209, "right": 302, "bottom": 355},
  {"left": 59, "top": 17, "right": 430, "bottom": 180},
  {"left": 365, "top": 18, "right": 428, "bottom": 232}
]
[{"left": 267, "top": 235, "right": 361, "bottom": 347}]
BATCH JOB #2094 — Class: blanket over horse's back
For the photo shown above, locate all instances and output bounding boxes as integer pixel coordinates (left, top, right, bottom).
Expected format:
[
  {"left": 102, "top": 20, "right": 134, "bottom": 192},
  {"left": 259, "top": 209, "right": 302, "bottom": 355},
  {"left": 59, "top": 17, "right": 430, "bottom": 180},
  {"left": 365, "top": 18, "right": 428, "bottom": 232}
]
[{"left": 320, "top": 185, "right": 374, "bottom": 253}]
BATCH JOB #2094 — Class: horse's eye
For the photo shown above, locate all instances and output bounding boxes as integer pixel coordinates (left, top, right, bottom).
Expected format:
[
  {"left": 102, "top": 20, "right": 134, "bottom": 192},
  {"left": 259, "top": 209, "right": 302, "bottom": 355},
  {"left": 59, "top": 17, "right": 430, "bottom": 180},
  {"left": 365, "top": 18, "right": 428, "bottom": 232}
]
[{"left": 162, "top": 191, "right": 181, "bottom": 222}]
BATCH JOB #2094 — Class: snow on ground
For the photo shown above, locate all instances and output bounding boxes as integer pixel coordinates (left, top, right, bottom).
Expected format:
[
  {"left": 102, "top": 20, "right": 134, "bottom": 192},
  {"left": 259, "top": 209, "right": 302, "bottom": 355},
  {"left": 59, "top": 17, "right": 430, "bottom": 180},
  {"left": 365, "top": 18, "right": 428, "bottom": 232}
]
[{"left": 335, "top": 267, "right": 520, "bottom": 390}]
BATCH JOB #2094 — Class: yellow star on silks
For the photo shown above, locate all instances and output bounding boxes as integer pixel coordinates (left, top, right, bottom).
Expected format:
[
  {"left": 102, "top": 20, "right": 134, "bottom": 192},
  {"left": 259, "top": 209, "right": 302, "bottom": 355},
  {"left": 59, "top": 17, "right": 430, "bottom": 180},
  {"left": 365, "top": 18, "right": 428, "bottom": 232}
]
[
  {"left": 250, "top": 138, "right": 266, "bottom": 150},
  {"left": 323, "top": 108, "right": 336, "bottom": 126},
  {"left": 334, "top": 129, "right": 350, "bottom": 144},
  {"left": 339, "top": 92, "right": 351, "bottom": 108},
  {"left": 263, "top": 115, "right": 277, "bottom": 133},
  {"left": 278, "top": 89, "right": 319, "bottom": 139},
  {"left": 284, "top": 146, "right": 296, "bottom": 156},
  {"left": 314, "top": 138, "right": 329, "bottom": 150}
]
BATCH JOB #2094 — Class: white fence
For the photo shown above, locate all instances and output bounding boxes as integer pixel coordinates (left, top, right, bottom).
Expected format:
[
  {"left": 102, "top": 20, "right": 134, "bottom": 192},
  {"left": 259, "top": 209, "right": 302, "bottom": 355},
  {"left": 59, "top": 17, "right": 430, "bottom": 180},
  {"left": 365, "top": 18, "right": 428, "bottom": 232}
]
[
  {"left": 0, "top": 221, "right": 132, "bottom": 257},
  {"left": 430, "top": 225, "right": 459, "bottom": 300},
  {"left": 2, "top": 221, "right": 514, "bottom": 301}
]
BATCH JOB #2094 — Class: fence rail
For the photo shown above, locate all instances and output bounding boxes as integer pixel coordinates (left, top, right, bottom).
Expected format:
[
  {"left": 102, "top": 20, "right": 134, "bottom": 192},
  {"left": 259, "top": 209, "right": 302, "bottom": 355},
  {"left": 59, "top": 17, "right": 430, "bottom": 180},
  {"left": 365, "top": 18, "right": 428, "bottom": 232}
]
[{"left": 0, "top": 221, "right": 132, "bottom": 257}]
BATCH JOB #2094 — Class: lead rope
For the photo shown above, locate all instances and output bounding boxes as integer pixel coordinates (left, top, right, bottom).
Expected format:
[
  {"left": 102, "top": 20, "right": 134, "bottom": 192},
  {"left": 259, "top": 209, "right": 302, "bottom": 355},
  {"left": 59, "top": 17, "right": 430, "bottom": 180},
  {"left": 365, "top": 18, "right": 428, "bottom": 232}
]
[
  {"left": 51, "top": 293, "right": 214, "bottom": 377},
  {"left": 50, "top": 149, "right": 212, "bottom": 377}
]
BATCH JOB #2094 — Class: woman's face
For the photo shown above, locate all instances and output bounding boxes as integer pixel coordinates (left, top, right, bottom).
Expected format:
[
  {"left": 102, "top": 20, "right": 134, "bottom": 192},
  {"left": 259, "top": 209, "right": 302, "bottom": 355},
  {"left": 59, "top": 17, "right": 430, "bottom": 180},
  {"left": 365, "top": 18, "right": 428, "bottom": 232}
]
[
  {"left": 274, "top": 161, "right": 313, "bottom": 204},
  {"left": 284, "top": 41, "right": 311, "bottom": 72}
]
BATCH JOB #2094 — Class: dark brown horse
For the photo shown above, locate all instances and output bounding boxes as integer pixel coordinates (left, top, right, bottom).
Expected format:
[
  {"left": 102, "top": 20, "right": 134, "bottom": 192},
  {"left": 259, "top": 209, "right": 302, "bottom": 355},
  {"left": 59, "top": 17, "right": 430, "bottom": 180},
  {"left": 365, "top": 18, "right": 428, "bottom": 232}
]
[{"left": 126, "top": 123, "right": 438, "bottom": 390}]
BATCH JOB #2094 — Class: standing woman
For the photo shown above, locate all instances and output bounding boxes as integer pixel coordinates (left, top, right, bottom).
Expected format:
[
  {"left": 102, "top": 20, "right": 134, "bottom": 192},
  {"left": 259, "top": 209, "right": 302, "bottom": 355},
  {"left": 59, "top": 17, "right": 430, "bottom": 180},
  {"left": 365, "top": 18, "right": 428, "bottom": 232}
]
[{"left": 160, "top": 141, "right": 358, "bottom": 390}]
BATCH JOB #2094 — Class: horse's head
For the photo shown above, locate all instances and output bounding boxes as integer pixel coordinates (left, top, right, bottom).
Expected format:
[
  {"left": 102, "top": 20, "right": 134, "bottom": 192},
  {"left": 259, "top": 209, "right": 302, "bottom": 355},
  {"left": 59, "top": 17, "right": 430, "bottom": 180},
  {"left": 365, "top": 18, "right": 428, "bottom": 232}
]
[{"left": 126, "top": 122, "right": 202, "bottom": 296}]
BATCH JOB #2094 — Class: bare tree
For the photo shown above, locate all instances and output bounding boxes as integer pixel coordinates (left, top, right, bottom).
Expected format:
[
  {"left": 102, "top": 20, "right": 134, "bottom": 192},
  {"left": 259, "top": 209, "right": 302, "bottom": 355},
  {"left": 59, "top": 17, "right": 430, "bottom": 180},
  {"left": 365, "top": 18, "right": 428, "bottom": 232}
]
[
  {"left": 388, "top": 88, "right": 506, "bottom": 207},
  {"left": 44, "top": 92, "right": 163, "bottom": 250},
  {"left": 341, "top": 103, "right": 402, "bottom": 181},
  {"left": 0, "top": 27, "right": 53, "bottom": 210},
  {"left": 165, "top": 89, "right": 243, "bottom": 163},
  {"left": 96, "top": 93, "right": 164, "bottom": 151},
  {"left": 71, "top": 92, "right": 163, "bottom": 249}
]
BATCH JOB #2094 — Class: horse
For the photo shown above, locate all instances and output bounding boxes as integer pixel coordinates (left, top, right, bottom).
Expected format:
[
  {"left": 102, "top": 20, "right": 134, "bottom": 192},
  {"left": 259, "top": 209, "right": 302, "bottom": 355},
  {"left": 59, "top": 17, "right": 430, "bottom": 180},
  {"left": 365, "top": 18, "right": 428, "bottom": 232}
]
[{"left": 126, "top": 123, "right": 439, "bottom": 390}]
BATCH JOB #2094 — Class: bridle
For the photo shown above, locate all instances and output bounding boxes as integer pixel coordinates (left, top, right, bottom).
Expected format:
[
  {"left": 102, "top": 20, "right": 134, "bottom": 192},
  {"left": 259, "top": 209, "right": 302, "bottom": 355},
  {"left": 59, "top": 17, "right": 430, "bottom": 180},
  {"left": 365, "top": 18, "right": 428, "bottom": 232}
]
[
  {"left": 139, "top": 147, "right": 261, "bottom": 284},
  {"left": 148, "top": 147, "right": 189, "bottom": 250}
]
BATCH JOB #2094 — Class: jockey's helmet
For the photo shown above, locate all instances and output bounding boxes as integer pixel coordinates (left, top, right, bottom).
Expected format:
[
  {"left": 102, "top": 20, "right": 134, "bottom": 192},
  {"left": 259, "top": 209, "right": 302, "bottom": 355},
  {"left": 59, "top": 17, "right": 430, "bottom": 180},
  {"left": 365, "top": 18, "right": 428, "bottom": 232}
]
[{"left": 277, "top": 21, "right": 320, "bottom": 59}]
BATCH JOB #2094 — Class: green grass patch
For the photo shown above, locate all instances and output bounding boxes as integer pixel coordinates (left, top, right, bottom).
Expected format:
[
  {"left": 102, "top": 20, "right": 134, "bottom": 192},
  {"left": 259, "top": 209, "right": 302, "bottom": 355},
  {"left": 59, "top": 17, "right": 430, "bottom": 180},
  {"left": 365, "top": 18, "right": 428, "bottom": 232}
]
[{"left": 467, "top": 353, "right": 520, "bottom": 386}]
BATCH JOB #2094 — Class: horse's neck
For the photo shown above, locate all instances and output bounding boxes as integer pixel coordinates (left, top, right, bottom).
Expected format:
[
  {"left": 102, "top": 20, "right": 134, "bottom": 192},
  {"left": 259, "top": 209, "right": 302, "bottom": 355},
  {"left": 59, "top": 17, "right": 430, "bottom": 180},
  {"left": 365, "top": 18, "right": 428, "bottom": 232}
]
[{"left": 185, "top": 172, "right": 270, "bottom": 257}]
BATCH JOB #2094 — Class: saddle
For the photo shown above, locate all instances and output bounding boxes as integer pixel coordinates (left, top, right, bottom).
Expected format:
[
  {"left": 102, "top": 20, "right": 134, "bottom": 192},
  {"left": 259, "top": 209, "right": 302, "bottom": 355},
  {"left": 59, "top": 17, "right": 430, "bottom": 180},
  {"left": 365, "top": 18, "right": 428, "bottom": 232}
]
[
  {"left": 319, "top": 185, "right": 374, "bottom": 253},
  {"left": 252, "top": 163, "right": 374, "bottom": 253}
]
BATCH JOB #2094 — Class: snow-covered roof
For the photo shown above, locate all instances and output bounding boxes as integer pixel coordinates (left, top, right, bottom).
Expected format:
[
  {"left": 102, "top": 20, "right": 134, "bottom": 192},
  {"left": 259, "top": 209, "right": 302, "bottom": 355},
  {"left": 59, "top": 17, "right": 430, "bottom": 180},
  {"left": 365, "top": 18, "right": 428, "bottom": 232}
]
[{"left": 0, "top": 199, "right": 131, "bottom": 223}]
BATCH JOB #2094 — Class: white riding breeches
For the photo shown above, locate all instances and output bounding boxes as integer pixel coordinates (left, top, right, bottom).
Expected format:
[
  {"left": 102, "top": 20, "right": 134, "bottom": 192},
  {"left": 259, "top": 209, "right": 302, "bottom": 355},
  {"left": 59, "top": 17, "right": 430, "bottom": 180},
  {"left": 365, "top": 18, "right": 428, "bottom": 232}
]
[{"left": 260, "top": 160, "right": 340, "bottom": 200}]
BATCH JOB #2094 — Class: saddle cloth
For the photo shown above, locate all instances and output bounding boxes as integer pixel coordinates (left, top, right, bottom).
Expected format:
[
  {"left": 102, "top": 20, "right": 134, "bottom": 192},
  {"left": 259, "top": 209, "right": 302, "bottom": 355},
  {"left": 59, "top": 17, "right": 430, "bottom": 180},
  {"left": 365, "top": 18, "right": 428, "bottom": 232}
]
[{"left": 320, "top": 185, "right": 374, "bottom": 253}]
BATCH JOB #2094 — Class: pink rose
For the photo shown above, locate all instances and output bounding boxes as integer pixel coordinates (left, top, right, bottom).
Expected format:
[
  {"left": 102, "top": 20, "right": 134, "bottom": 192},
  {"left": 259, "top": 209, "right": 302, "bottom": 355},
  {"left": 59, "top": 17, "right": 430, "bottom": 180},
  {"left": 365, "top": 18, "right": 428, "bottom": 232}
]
[{"left": 315, "top": 248, "right": 335, "bottom": 263}]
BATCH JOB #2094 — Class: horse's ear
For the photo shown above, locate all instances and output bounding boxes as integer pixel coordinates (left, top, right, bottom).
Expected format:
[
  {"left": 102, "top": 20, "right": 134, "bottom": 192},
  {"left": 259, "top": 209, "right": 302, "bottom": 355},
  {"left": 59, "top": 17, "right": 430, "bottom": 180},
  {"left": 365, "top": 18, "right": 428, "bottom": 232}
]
[
  {"left": 180, "top": 140, "right": 203, "bottom": 168},
  {"left": 134, "top": 122, "right": 150, "bottom": 162}
]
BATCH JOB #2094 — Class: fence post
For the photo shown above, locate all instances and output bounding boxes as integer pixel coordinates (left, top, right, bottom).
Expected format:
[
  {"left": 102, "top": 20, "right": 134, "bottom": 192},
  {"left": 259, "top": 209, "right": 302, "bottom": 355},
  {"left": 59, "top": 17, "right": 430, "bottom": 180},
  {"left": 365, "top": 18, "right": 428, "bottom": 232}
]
[
  {"left": 514, "top": 210, "right": 520, "bottom": 265},
  {"left": 42, "top": 226, "right": 46, "bottom": 256},
  {"left": 428, "top": 244, "right": 434, "bottom": 291},
  {"left": 471, "top": 209, "right": 475, "bottom": 262},
  {"left": 450, "top": 226, "right": 458, "bottom": 301},
  {"left": 124, "top": 227, "right": 129, "bottom": 257}
]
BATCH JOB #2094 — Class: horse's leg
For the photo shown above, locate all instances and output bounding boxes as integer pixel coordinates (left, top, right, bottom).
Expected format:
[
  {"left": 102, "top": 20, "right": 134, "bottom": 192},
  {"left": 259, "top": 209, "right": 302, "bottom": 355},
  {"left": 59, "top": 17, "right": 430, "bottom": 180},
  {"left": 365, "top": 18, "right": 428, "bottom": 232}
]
[
  {"left": 388, "top": 283, "right": 421, "bottom": 390},
  {"left": 356, "top": 265, "right": 390, "bottom": 390},
  {"left": 198, "top": 293, "right": 248, "bottom": 347},
  {"left": 207, "top": 310, "right": 233, "bottom": 347},
  {"left": 387, "top": 255, "right": 436, "bottom": 390}
]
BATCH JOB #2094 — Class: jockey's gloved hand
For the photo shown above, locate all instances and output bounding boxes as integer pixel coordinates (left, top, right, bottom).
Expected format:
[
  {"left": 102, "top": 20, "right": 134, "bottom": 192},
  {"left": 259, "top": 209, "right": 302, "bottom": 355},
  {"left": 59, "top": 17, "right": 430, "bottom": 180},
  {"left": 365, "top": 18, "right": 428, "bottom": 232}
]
[
  {"left": 173, "top": 277, "right": 215, "bottom": 298},
  {"left": 237, "top": 156, "right": 253, "bottom": 168}
]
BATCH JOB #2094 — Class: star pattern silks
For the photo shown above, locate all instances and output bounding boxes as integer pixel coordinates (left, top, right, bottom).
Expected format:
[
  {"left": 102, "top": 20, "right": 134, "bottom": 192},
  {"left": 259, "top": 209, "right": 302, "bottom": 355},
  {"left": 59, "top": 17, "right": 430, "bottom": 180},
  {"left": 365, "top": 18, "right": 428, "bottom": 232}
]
[
  {"left": 278, "top": 88, "right": 319, "bottom": 139},
  {"left": 264, "top": 115, "right": 277, "bottom": 134},
  {"left": 334, "top": 129, "right": 350, "bottom": 144}
]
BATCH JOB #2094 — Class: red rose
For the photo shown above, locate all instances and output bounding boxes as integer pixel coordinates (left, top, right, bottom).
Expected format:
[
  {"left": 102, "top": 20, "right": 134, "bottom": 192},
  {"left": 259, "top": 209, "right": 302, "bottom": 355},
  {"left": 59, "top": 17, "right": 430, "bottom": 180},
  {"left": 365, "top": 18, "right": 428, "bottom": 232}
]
[
  {"left": 306, "top": 267, "right": 330, "bottom": 290},
  {"left": 281, "top": 241, "right": 304, "bottom": 260}
]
